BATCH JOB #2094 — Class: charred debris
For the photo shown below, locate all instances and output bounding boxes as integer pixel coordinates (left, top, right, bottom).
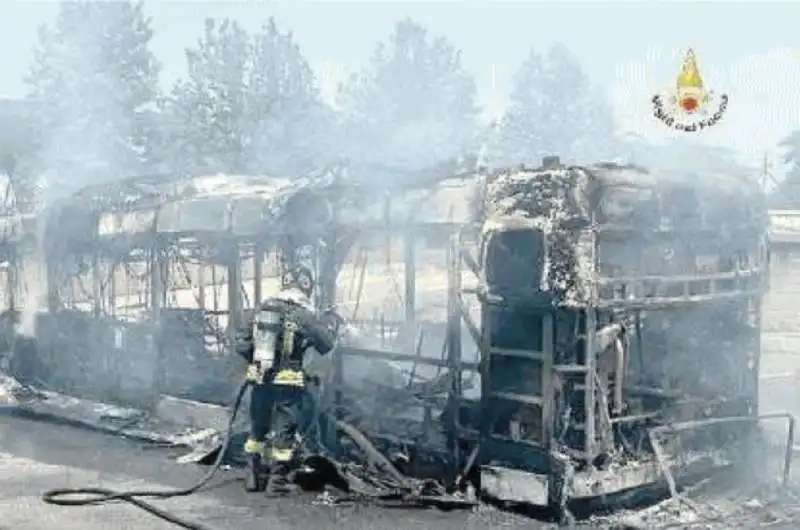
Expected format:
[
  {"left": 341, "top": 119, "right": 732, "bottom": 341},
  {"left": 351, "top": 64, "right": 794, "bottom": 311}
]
[{"left": 0, "top": 156, "right": 792, "bottom": 519}]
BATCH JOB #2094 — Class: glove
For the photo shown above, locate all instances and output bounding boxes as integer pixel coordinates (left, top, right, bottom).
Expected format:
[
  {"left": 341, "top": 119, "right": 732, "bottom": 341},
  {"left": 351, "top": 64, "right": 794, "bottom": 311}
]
[
  {"left": 287, "top": 307, "right": 337, "bottom": 355},
  {"left": 245, "top": 363, "right": 262, "bottom": 382},
  {"left": 321, "top": 308, "right": 345, "bottom": 335}
]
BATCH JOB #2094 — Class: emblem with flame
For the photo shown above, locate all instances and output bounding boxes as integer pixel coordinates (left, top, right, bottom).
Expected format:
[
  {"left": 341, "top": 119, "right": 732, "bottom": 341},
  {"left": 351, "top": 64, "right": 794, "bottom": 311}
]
[{"left": 651, "top": 49, "right": 728, "bottom": 132}]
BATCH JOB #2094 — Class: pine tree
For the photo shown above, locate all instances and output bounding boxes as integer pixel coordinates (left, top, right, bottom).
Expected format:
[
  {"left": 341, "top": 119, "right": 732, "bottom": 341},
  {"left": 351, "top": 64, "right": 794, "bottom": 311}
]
[
  {"left": 164, "top": 18, "right": 251, "bottom": 174},
  {"left": 496, "top": 43, "right": 617, "bottom": 166},
  {"left": 25, "top": 0, "right": 160, "bottom": 198},
  {"left": 247, "top": 18, "right": 329, "bottom": 174},
  {"left": 337, "top": 18, "right": 478, "bottom": 172},
  {"left": 164, "top": 17, "right": 326, "bottom": 175}
]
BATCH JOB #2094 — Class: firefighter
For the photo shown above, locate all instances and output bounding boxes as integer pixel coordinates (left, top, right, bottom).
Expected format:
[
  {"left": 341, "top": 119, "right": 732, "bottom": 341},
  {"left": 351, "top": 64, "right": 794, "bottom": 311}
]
[{"left": 235, "top": 265, "right": 338, "bottom": 494}]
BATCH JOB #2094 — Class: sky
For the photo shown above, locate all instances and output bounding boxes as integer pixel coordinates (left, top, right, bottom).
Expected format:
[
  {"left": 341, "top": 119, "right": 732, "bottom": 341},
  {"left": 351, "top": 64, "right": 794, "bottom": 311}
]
[{"left": 1, "top": 0, "right": 799, "bottom": 172}]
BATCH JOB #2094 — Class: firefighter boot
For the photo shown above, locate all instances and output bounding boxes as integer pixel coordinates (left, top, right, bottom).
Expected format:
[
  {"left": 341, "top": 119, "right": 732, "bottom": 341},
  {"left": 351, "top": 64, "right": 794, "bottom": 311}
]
[{"left": 243, "top": 440, "right": 268, "bottom": 492}]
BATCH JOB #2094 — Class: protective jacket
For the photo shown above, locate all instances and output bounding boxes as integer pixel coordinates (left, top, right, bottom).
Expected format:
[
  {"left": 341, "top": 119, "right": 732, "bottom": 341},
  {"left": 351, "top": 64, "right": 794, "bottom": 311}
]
[{"left": 236, "top": 287, "right": 336, "bottom": 381}]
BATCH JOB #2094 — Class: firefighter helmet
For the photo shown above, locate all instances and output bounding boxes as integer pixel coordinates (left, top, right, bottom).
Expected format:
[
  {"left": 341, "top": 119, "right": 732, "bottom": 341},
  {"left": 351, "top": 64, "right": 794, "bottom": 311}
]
[{"left": 281, "top": 265, "right": 314, "bottom": 298}]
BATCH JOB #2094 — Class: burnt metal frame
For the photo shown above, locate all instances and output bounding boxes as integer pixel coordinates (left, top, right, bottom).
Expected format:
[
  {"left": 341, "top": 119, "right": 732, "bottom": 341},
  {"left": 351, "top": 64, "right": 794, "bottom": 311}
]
[
  {"left": 45, "top": 218, "right": 253, "bottom": 337},
  {"left": 40, "top": 212, "right": 268, "bottom": 402},
  {"left": 326, "top": 183, "right": 774, "bottom": 497},
  {"left": 444, "top": 207, "right": 770, "bottom": 495},
  {"left": 0, "top": 169, "right": 33, "bottom": 318},
  {"left": 38, "top": 176, "right": 474, "bottom": 417},
  {"left": 327, "top": 219, "right": 477, "bottom": 478},
  {"left": 38, "top": 189, "right": 306, "bottom": 403}
]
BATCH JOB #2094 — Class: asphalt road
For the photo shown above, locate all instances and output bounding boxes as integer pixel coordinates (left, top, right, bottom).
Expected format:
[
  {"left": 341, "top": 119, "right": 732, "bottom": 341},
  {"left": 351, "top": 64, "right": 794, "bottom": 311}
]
[
  {"left": 0, "top": 415, "right": 541, "bottom": 530},
  {"left": 3, "top": 410, "right": 799, "bottom": 530}
]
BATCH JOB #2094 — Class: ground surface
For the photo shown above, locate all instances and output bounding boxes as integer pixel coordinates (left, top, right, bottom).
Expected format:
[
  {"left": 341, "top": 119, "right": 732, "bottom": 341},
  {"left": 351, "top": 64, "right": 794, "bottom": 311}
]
[
  {"left": 4, "top": 411, "right": 800, "bottom": 530},
  {"left": 0, "top": 415, "right": 540, "bottom": 530}
]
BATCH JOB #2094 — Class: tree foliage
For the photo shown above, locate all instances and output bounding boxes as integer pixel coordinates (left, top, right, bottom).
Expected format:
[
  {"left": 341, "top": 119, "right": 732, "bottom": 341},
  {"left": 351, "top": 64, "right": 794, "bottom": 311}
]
[
  {"left": 493, "top": 43, "right": 617, "bottom": 167},
  {"left": 163, "top": 17, "right": 327, "bottom": 175},
  {"left": 25, "top": 0, "right": 160, "bottom": 199},
  {"left": 337, "top": 18, "right": 478, "bottom": 172}
]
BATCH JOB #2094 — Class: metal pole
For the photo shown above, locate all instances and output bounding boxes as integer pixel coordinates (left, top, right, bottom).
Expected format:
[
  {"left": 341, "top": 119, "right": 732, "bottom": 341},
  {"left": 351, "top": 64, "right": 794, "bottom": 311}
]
[
  {"left": 108, "top": 263, "right": 116, "bottom": 317},
  {"left": 445, "top": 233, "right": 463, "bottom": 473},
  {"left": 149, "top": 245, "right": 162, "bottom": 321},
  {"left": 320, "top": 231, "right": 338, "bottom": 312},
  {"left": 227, "top": 240, "right": 242, "bottom": 342},
  {"left": 253, "top": 242, "right": 263, "bottom": 307},
  {"left": 91, "top": 250, "right": 102, "bottom": 318},
  {"left": 584, "top": 212, "right": 598, "bottom": 462},
  {"left": 584, "top": 308, "right": 597, "bottom": 461},
  {"left": 541, "top": 313, "right": 554, "bottom": 447},
  {"left": 635, "top": 311, "right": 644, "bottom": 378},
  {"left": 750, "top": 294, "right": 762, "bottom": 414},
  {"left": 6, "top": 244, "right": 16, "bottom": 312},
  {"left": 45, "top": 252, "right": 60, "bottom": 312},
  {"left": 197, "top": 263, "right": 206, "bottom": 309},
  {"left": 149, "top": 223, "right": 164, "bottom": 400},
  {"left": 403, "top": 227, "right": 416, "bottom": 327},
  {"left": 383, "top": 193, "right": 391, "bottom": 273}
]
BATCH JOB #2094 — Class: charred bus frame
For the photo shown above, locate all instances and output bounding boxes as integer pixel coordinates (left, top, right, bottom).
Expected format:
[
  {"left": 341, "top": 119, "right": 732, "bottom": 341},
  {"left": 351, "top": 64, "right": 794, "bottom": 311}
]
[
  {"left": 35, "top": 171, "right": 357, "bottom": 404},
  {"left": 33, "top": 165, "right": 472, "bottom": 407},
  {"left": 440, "top": 159, "right": 795, "bottom": 509}
]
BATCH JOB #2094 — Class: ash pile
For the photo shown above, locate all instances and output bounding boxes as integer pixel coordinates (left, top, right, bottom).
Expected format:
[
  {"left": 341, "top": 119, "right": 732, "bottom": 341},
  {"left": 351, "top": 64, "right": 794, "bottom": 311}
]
[
  {"left": 591, "top": 484, "right": 800, "bottom": 529},
  {"left": 584, "top": 418, "right": 800, "bottom": 529}
]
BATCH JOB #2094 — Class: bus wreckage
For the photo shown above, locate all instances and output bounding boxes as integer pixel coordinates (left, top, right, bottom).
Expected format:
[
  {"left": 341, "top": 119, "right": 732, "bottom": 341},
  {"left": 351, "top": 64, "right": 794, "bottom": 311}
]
[
  {"left": 1, "top": 156, "right": 794, "bottom": 520},
  {"left": 453, "top": 157, "right": 791, "bottom": 513}
]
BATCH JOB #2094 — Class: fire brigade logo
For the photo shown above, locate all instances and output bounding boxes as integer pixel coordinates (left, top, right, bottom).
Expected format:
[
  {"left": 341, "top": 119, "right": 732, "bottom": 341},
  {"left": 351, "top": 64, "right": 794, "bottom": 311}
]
[{"left": 651, "top": 49, "right": 728, "bottom": 132}]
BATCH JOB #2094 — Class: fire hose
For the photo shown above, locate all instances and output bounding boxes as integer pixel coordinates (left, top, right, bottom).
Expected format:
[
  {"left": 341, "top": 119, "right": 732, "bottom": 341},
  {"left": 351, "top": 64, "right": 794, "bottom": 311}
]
[
  {"left": 39, "top": 378, "right": 477, "bottom": 529},
  {"left": 39, "top": 378, "right": 252, "bottom": 530}
]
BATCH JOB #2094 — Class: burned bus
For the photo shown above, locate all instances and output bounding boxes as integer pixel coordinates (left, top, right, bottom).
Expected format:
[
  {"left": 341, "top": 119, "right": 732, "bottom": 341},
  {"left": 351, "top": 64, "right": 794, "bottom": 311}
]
[
  {"left": 444, "top": 157, "right": 785, "bottom": 508},
  {"left": 11, "top": 158, "right": 790, "bottom": 515}
]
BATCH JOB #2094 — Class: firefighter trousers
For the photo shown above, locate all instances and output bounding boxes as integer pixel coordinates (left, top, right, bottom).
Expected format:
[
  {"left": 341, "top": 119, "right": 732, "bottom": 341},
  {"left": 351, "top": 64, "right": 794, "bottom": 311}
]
[{"left": 245, "top": 377, "right": 309, "bottom": 474}]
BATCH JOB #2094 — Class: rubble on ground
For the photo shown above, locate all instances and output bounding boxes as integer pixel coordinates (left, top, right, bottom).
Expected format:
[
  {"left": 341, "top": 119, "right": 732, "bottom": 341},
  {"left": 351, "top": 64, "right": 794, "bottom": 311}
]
[
  {"left": 589, "top": 489, "right": 800, "bottom": 529},
  {"left": 0, "top": 369, "right": 230, "bottom": 447}
]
